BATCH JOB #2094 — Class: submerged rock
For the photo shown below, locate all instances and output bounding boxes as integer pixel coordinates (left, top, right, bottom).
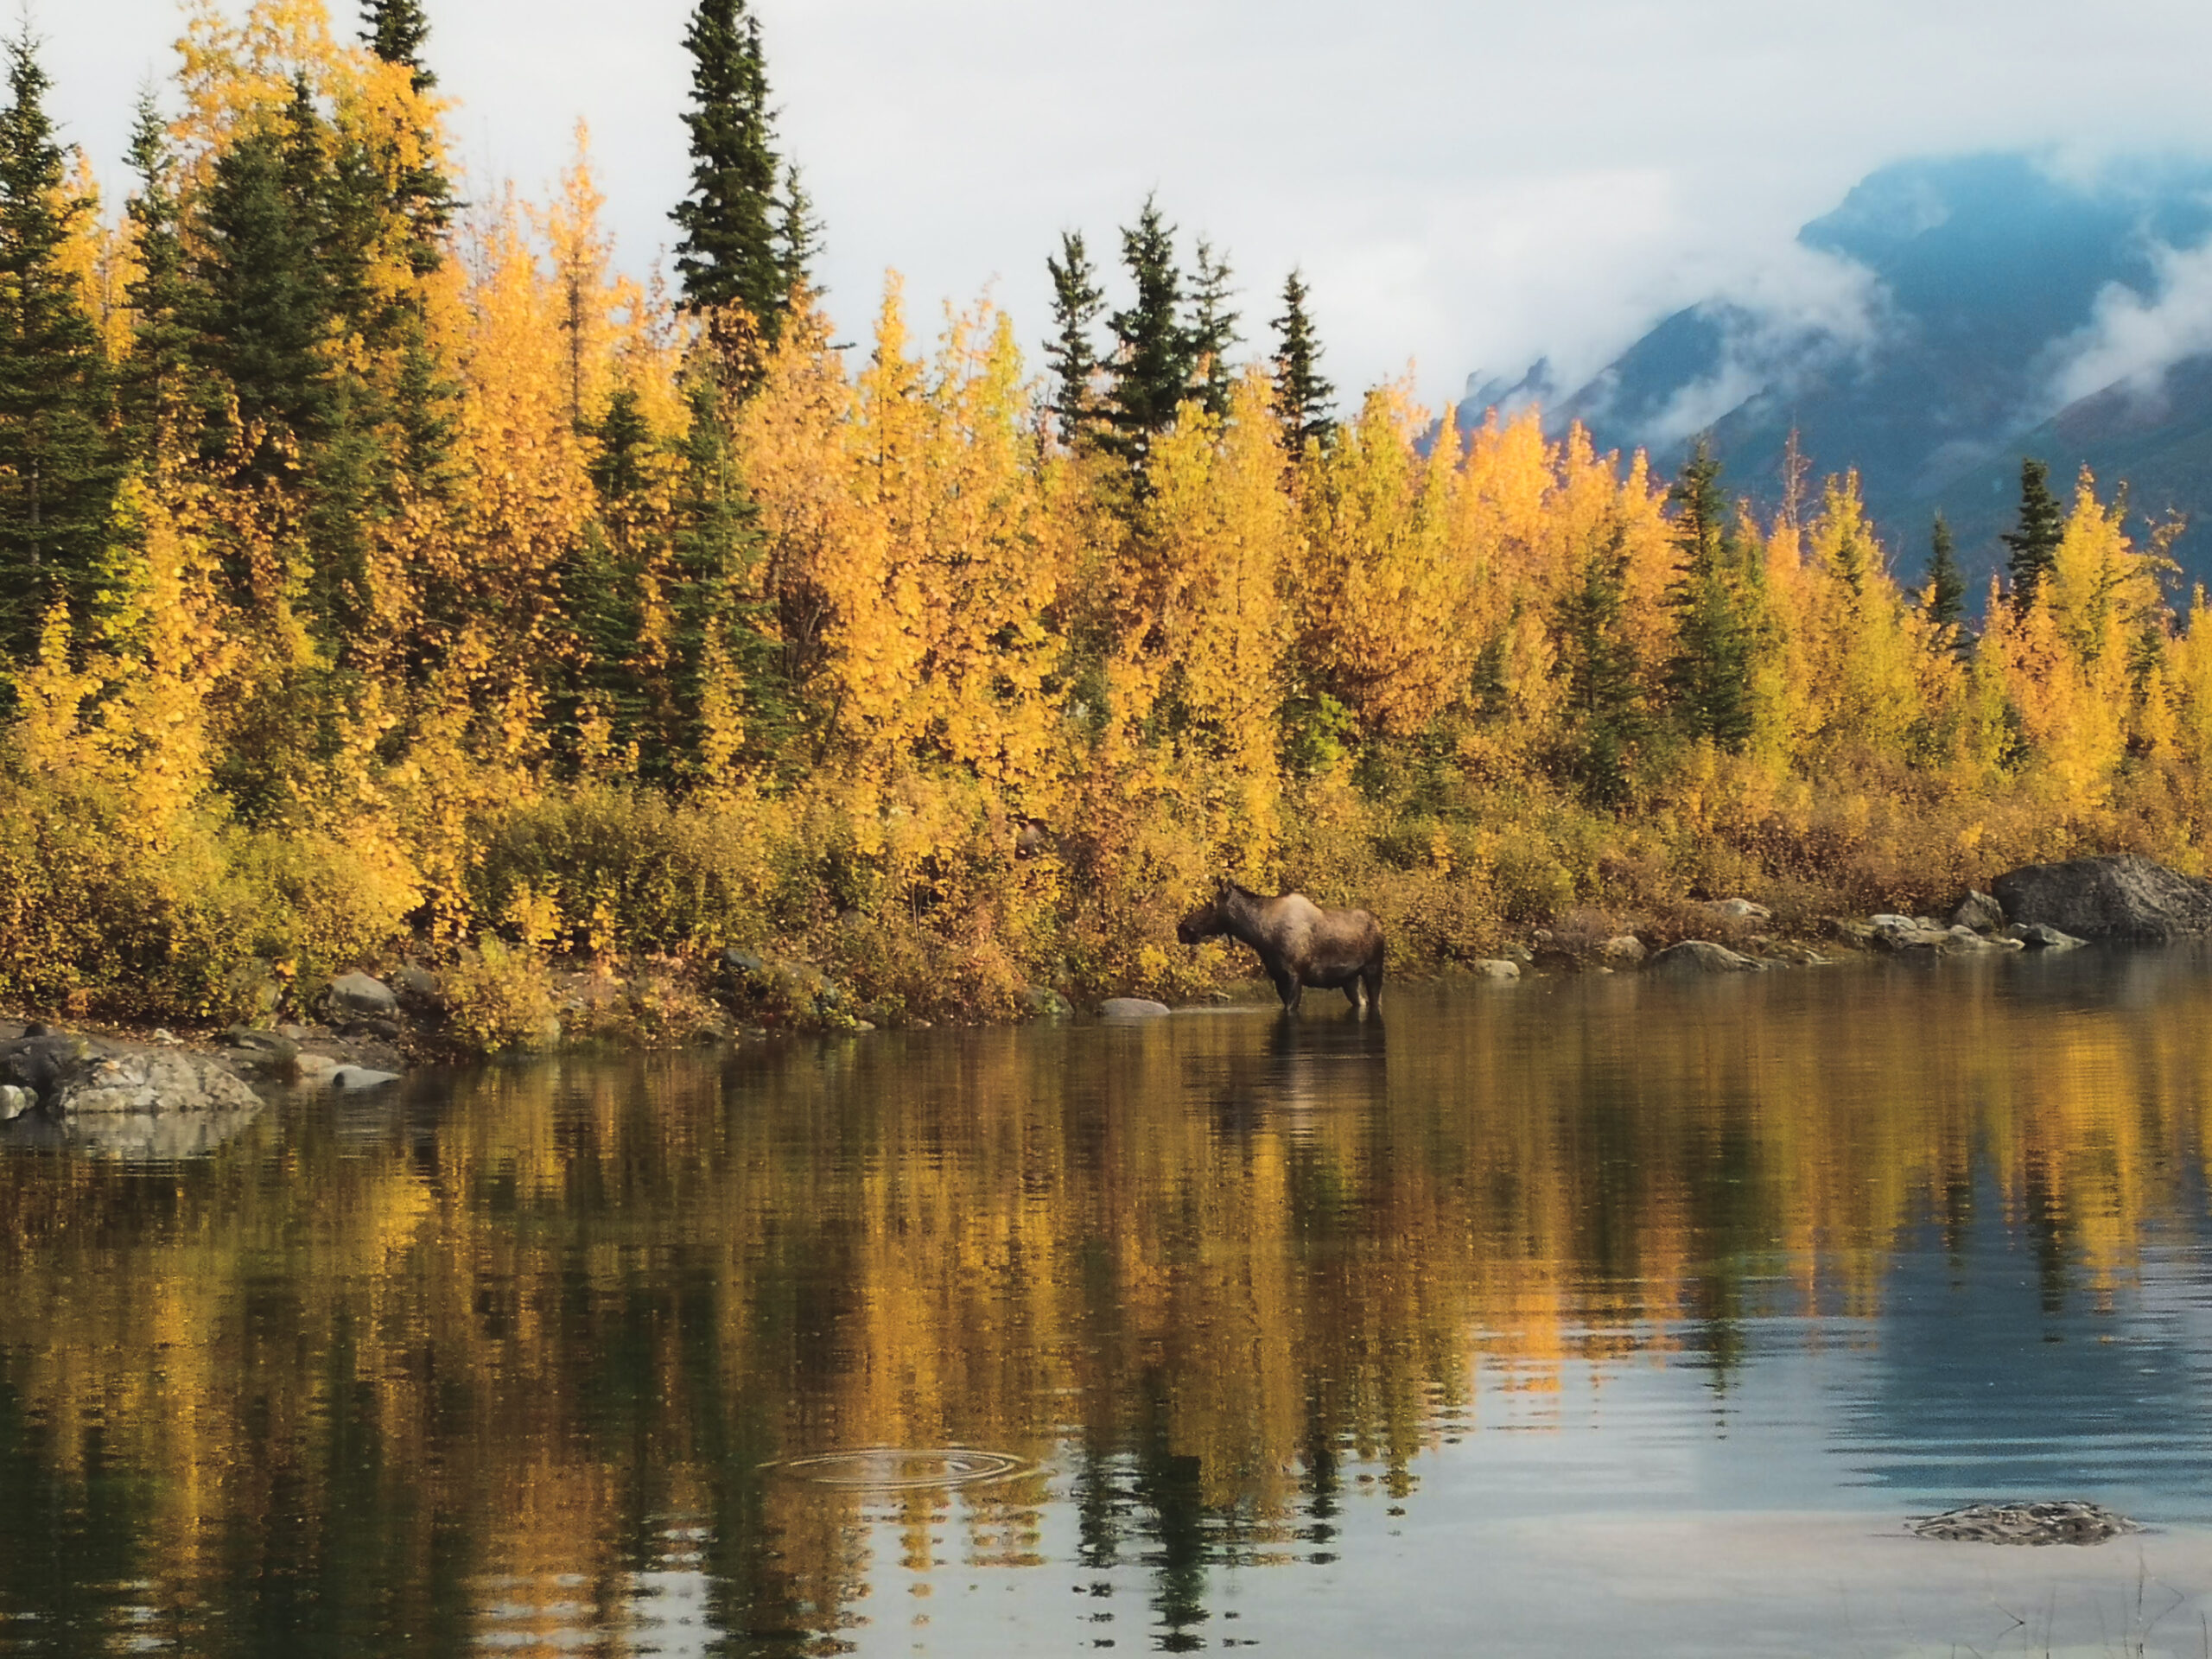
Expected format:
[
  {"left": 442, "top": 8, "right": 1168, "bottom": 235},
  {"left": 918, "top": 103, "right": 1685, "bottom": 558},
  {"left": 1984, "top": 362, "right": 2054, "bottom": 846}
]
[
  {"left": 328, "top": 1065, "right": 401, "bottom": 1090},
  {"left": 1908, "top": 1500, "right": 2143, "bottom": 1546},
  {"left": 1648, "top": 941, "right": 1764, "bottom": 975},
  {"left": 1465, "top": 958, "right": 1522, "bottom": 981},
  {"left": 1099, "top": 997, "right": 1172, "bottom": 1019},
  {"left": 1991, "top": 855, "right": 2212, "bottom": 943},
  {"left": 2006, "top": 921, "right": 2087, "bottom": 950}
]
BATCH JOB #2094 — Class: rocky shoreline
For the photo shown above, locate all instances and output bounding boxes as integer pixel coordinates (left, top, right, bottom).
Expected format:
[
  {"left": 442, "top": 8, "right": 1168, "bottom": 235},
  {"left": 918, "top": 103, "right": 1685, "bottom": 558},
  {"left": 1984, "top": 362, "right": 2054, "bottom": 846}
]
[{"left": 2, "top": 854, "right": 2204, "bottom": 1123}]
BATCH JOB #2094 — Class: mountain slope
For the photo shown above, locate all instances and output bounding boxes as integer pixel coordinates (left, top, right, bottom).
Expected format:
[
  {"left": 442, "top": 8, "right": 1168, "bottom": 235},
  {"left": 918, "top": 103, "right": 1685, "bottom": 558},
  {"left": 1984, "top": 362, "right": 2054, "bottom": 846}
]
[{"left": 1506, "top": 154, "right": 2212, "bottom": 590}]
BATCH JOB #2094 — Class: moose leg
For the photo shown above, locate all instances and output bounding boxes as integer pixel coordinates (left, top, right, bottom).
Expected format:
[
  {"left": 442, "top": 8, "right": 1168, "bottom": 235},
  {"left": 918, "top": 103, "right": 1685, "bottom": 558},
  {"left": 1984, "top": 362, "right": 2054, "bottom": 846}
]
[
  {"left": 1268, "top": 969, "right": 1298, "bottom": 1011},
  {"left": 1343, "top": 981, "right": 1363, "bottom": 1010},
  {"left": 1362, "top": 962, "right": 1383, "bottom": 1010}
]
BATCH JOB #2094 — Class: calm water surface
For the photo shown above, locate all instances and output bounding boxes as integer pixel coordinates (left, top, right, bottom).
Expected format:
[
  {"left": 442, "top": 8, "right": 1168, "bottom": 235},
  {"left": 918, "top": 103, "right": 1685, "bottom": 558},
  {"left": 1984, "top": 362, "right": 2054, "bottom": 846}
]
[{"left": 7, "top": 951, "right": 2212, "bottom": 1656}]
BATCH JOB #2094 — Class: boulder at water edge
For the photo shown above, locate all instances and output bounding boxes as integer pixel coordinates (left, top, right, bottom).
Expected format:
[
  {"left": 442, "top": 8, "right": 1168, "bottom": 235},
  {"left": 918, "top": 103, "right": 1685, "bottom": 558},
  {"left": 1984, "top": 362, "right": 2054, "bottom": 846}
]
[
  {"left": 50, "top": 1051, "right": 263, "bottom": 1116},
  {"left": 1990, "top": 855, "right": 2212, "bottom": 943},
  {"left": 1648, "top": 941, "right": 1765, "bottom": 975},
  {"left": 2005, "top": 922, "right": 2087, "bottom": 950}
]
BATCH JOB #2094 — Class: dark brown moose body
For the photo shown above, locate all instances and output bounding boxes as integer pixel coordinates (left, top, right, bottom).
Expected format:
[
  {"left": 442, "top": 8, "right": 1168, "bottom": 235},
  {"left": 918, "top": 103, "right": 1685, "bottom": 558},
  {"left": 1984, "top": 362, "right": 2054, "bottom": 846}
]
[{"left": 1177, "top": 882, "right": 1386, "bottom": 1013}]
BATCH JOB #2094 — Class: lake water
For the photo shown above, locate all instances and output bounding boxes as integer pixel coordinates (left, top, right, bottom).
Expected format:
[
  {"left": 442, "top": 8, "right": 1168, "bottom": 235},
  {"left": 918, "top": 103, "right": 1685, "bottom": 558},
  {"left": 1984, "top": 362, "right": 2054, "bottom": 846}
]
[{"left": 7, "top": 951, "right": 2212, "bottom": 1656}]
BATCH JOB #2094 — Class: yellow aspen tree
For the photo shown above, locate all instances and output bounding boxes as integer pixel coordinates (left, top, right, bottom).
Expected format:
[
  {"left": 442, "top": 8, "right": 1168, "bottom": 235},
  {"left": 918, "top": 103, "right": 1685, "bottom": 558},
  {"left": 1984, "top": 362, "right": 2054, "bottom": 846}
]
[
  {"left": 913, "top": 305, "right": 1059, "bottom": 803},
  {"left": 537, "top": 123, "right": 621, "bottom": 432},
  {"left": 1145, "top": 368, "right": 1293, "bottom": 868},
  {"left": 1799, "top": 473, "right": 1923, "bottom": 764},
  {"left": 735, "top": 300, "right": 855, "bottom": 699},
  {"left": 445, "top": 194, "right": 591, "bottom": 656},
  {"left": 56, "top": 152, "right": 137, "bottom": 361},
  {"left": 86, "top": 480, "right": 234, "bottom": 852},
  {"left": 820, "top": 274, "right": 930, "bottom": 770},
  {"left": 1297, "top": 387, "right": 1476, "bottom": 734}
]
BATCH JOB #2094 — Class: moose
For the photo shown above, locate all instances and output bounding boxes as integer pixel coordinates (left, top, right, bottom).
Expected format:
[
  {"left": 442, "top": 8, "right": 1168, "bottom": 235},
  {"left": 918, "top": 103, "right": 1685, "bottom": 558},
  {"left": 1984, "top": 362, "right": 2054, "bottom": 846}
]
[{"left": 1176, "top": 880, "right": 1386, "bottom": 1014}]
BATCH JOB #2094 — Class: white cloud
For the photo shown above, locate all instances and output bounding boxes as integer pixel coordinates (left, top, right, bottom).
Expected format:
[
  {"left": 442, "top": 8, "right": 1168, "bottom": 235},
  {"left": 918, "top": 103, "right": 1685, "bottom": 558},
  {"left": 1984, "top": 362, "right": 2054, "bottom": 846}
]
[
  {"left": 2046, "top": 227, "right": 2212, "bottom": 409},
  {"left": 43, "top": 0, "right": 2212, "bottom": 405}
]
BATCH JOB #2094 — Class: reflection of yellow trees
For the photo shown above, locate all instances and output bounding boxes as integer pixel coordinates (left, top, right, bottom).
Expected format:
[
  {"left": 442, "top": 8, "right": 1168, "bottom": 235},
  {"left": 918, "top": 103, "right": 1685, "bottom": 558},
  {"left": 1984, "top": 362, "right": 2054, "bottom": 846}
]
[{"left": 4, "top": 966, "right": 2212, "bottom": 1642}]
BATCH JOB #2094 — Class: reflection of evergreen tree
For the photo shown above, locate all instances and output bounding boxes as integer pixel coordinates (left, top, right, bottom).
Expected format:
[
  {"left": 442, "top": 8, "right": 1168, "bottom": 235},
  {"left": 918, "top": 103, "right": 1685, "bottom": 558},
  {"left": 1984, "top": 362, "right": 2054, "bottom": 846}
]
[{"left": 1135, "top": 1371, "right": 1212, "bottom": 1654}]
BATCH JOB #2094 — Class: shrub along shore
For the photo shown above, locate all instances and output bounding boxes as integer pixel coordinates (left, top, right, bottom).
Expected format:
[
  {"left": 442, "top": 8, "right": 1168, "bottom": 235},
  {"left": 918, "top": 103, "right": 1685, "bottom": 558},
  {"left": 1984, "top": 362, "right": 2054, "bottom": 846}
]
[{"left": 4, "top": 4, "right": 2212, "bottom": 1052}]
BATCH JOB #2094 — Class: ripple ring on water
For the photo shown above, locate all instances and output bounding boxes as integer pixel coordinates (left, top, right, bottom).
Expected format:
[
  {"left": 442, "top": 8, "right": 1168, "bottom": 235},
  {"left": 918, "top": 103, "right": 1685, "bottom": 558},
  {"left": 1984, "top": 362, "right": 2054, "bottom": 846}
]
[{"left": 766, "top": 1447, "right": 1030, "bottom": 1492}]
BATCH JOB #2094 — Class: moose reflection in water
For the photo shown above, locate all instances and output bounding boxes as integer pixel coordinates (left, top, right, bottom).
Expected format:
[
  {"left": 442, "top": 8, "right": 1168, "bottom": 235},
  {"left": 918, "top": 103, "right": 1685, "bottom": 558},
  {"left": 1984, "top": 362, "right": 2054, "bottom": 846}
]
[{"left": 1177, "top": 880, "right": 1387, "bottom": 1013}]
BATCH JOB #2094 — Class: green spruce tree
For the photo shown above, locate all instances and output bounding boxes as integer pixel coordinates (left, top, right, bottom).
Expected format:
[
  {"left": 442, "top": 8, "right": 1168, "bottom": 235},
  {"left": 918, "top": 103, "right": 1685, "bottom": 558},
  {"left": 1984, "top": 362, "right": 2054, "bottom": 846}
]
[
  {"left": 121, "top": 88, "right": 196, "bottom": 461},
  {"left": 1924, "top": 512, "right": 1968, "bottom": 655},
  {"left": 1044, "top": 230, "right": 1103, "bottom": 444},
  {"left": 1555, "top": 524, "right": 1643, "bottom": 804},
  {"left": 671, "top": 0, "right": 785, "bottom": 334},
  {"left": 360, "top": 0, "right": 435, "bottom": 92},
  {"left": 0, "top": 30, "right": 119, "bottom": 664},
  {"left": 1663, "top": 442, "right": 1758, "bottom": 750},
  {"left": 1102, "top": 195, "right": 1197, "bottom": 478},
  {"left": 2002, "top": 457, "right": 2064, "bottom": 613},
  {"left": 1189, "top": 238, "right": 1236, "bottom": 421},
  {"left": 1269, "top": 268, "right": 1334, "bottom": 456},
  {"left": 188, "top": 83, "right": 336, "bottom": 485},
  {"left": 558, "top": 385, "right": 658, "bottom": 764},
  {"left": 772, "top": 161, "right": 822, "bottom": 302}
]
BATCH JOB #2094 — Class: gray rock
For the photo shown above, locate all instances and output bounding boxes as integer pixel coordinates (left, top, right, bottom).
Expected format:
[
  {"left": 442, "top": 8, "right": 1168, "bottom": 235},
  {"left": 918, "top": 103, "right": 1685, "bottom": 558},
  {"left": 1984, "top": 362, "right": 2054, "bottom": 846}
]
[
  {"left": 1949, "top": 890, "right": 2007, "bottom": 933},
  {"left": 0, "top": 1084, "right": 32, "bottom": 1122},
  {"left": 328, "top": 1065, "right": 402, "bottom": 1090},
  {"left": 391, "top": 962, "right": 442, "bottom": 1002},
  {"left": 722, "top": 948, "right": 768, "bottom": 976},
  {"left": 1649, "top": 941, "right": 1765, "bottom": 975},
  {"left": 2005, "top": 922, "right": 2087, "bottom": 950},
  {"left": 222, "top": 1027, "right": 300, "bottom": 1065},
  {"left": 1023, "top": 986, "right": 1073, "bottom": 1019},
  {"left": 1099, "top": 997, "right": 1173, "bottom": 1019},
  {"left": 51, "top": 1051, "right": 262, "bottom": 1116},
  {"left": 296, "top": 1053, "right": 342, "bottom": 1084},
  {"left": 1466, "top": 958, "right": 1522, "bottom": 980},
  {"left": 326, "top": 971, "right": 397, "bottom": 1018},
  {"left": 1871, "top": 916, "right": 1956, "bottom": 952},
  {"left": 1992, "top": 854, "right": 2212, "bottom": 943},
  {"left": 1704, "top": 898, "right": 1772, "bottom": 923},
  {"left": 1503, "top": 944, "right": 1535, "bottom": 965},
  {"left": 1595, "top": 935, "right": 1647, "bottom": 966}
]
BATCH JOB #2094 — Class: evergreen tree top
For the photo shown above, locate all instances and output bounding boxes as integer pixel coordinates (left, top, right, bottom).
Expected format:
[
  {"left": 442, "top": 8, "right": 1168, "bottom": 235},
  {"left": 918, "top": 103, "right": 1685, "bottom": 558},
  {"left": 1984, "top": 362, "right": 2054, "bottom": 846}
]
[
  {"left": 1925, "top": 512, "right": 1965, "bottom": 632},
  {"left": 672, "top": 0, "right": 786, "bottom": 330},
  {"left": 1045, "top": 229, "right": 1103, "bottom": 442},
  {"left": 1101, "top": 194, "right": 1198, "bottom": 471},
  {"left": 2002, "top": 456, "right": 2065, "bottom": 611},
  {"left": 1270, "top": 268, "right": 1334, "bottom": 453},
  {"left": 361, "top": 0, "right": 436, "bottom": 91},
  {"left": 1666, "top": 441, "right": 1733, "bottom": 570}
]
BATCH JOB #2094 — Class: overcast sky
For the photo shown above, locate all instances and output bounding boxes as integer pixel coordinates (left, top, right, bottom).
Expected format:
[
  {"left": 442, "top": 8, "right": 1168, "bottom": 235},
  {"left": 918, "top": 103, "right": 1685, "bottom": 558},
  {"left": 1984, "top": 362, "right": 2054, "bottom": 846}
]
[{"left": 45, "top": 0, "right": 2212, "bottom": 411}]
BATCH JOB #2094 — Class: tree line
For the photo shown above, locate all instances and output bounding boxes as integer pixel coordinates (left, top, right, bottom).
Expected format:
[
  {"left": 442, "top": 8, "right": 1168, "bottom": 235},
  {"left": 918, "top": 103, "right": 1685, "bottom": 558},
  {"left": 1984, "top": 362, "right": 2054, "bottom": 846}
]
[{"left": 0, "top": 0, "right": 2206, "bottom": 1027}]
